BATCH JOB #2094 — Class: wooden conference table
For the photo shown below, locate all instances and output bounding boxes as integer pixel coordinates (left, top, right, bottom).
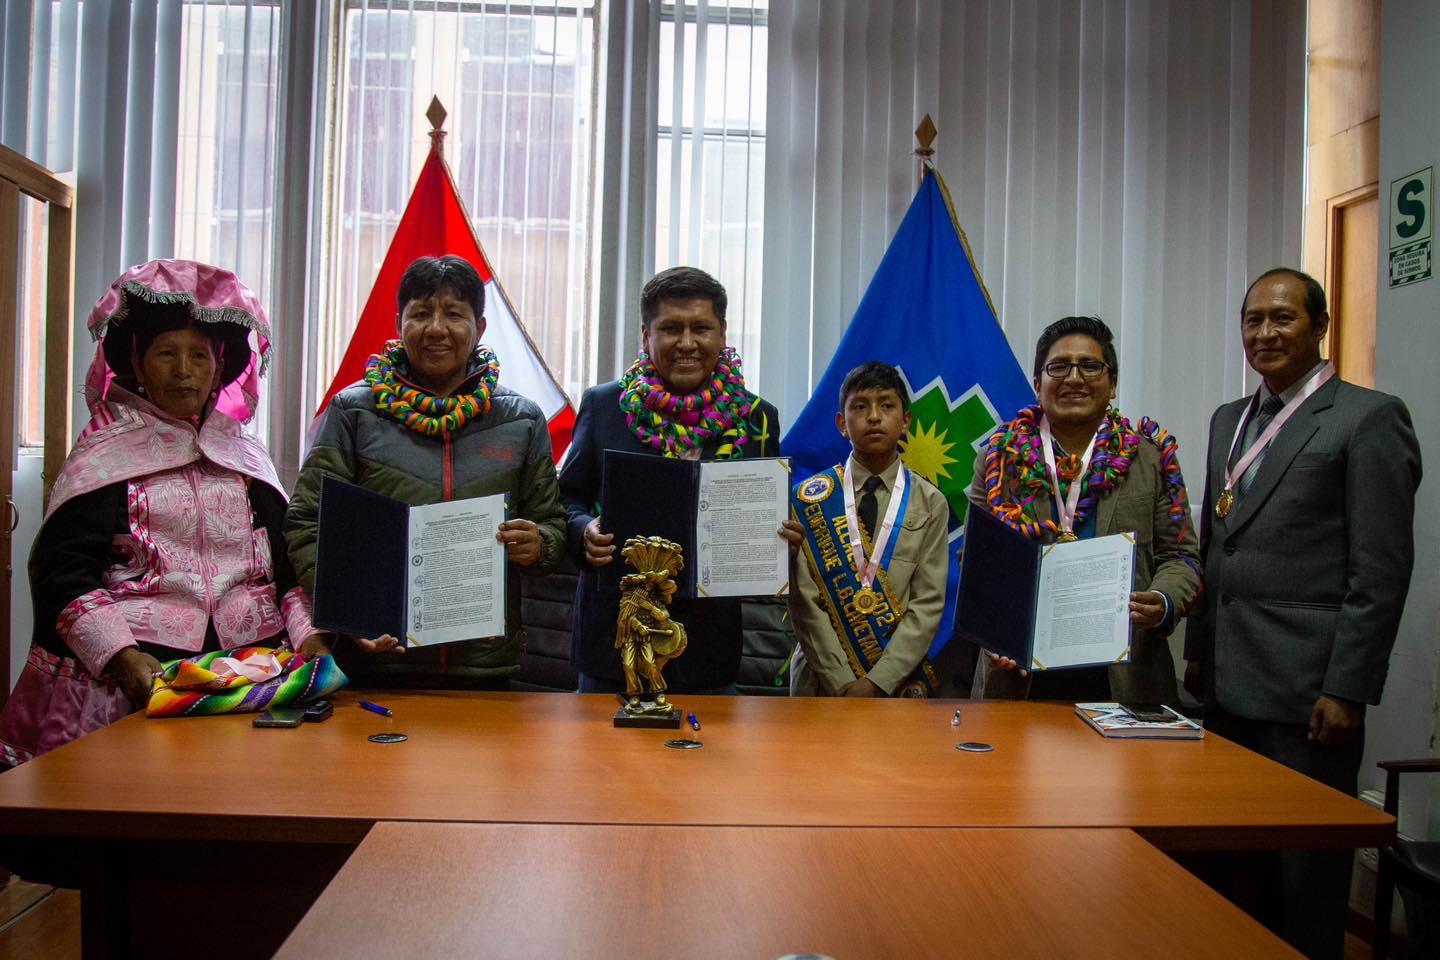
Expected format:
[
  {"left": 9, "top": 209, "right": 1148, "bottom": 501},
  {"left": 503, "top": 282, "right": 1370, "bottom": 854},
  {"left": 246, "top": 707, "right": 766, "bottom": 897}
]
[
  {"left": 276, "top": 822, "right": 1301, "bottom": 959},
  {"left": 0, "top": 692, "right": 1391, "bottom": 957}
]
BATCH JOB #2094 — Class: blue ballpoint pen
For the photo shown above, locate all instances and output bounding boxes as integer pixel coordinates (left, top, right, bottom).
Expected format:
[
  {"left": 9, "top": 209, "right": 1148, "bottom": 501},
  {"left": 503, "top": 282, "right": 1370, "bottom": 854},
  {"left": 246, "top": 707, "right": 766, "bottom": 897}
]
[
  {"left": 686, "top": 711, "right": 701, "bottom": 731},
  {"left": 359, "top": 700, "right": 393, "bottom": 718}
]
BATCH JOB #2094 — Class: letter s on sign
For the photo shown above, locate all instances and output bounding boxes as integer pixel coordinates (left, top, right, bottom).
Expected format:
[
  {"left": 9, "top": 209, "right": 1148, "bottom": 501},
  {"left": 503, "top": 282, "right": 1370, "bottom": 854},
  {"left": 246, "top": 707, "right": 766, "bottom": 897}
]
[{"left": 1397, "top": 178, "right": 1426, "bottom": 239}]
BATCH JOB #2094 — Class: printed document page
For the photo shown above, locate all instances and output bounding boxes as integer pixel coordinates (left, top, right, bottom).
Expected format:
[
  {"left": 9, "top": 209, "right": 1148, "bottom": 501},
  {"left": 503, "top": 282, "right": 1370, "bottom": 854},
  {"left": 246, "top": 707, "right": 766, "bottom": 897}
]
[
  {"left": 405, "top": 494, "right": 508, "bottom": 646},
  {"left": 694, "top": 458, "right": 790, "bottom": 597},
  {"left": 1031, "top": 532, "right": 1135, "bottom": 670}
]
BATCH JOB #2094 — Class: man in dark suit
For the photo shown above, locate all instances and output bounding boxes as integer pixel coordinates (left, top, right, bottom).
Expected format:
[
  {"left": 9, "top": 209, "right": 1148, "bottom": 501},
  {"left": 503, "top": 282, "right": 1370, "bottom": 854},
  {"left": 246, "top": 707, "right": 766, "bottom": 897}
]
[
  {"left": 558, "top": 267, "right": 785, "bottom": 694},
  {"left": 1185, "top": 268, "right": 1421, "bottom": 960}
]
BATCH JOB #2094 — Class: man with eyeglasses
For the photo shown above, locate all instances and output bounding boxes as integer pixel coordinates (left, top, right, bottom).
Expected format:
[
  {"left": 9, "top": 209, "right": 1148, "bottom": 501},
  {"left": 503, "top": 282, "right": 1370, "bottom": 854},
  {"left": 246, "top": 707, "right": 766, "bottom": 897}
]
[
  {"left": 1184, "top": 269, "right": 1420, "bottom": 960},
  {"left": 966, "top": 315, "right": 1202, "bottom": 704}
]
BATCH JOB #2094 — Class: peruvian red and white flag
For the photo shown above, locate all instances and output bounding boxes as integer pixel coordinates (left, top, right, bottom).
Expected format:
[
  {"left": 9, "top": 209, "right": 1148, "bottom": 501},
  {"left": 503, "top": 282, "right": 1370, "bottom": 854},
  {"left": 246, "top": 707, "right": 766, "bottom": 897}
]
[{"left": 315, "top": 121, "right": 576, "bottom": 458}]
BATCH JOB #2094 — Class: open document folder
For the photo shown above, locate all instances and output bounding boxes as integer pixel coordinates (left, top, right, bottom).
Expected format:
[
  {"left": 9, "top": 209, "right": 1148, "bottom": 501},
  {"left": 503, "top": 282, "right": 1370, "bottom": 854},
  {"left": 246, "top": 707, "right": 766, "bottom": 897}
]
[
  {"left": 312, "top": 476, "right": 508, "bottom": 647},
  {"left": 597, "top": 450, "right": 791, "bottom": 598},
  {"left": 954, "top": 506, "right": 1135, "bottom": 672}
]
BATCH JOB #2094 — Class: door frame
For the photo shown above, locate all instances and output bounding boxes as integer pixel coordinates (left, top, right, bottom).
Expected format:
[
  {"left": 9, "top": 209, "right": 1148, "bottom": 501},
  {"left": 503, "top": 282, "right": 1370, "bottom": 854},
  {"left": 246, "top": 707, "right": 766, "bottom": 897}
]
[
  {"left": 0, "top": 144, "right": 74, "bottom": 706},
  {"left": 1324, "top": 181, "right": 1380, "bottom": 374}
]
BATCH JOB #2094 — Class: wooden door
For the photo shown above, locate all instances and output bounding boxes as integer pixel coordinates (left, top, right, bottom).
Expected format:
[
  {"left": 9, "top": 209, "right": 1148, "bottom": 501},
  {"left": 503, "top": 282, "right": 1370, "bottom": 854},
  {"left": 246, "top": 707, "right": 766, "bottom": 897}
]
[{"left": 1327, "top": 186, "right": 1379, "bottom": 387}]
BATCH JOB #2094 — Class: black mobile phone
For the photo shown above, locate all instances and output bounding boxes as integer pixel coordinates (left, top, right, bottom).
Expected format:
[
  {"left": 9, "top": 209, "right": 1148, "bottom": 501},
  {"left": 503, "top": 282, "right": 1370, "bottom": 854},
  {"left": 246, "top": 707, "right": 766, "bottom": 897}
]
[
  {"left": 303, "top": 700, "right": 333, "bottom": 722},
  {"left": 1121, "top": 702, "right": 1175, "bottom": 724},
  {"left": 253, "top": 707, "right": 306, "bottom": 728}
]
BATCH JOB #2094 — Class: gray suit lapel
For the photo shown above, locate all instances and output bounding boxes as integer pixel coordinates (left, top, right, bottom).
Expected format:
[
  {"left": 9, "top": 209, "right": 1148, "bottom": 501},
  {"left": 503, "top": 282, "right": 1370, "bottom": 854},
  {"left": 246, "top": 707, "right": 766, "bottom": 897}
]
[
  {"left": 1221, "top": 377, "right": 1339, "bottom": 534},
  {"left": 1210, "top": 400, "right": 1248, "bottom": 509}
]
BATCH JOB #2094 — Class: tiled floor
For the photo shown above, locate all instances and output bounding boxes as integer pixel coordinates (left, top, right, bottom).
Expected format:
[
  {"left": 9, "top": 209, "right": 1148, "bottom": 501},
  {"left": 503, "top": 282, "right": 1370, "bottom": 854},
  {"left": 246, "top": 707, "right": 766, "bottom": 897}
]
[{"left": 0, "top": 876, "right": 79, "bottom": 960}]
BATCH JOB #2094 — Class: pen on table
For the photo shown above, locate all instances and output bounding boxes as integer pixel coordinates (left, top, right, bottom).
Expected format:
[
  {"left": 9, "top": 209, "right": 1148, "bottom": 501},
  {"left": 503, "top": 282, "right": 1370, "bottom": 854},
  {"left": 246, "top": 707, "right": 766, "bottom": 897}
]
[
  {"left": 359, "top": 700, "right": 393, "bottom": 718},
  {"left": 687, "top": 711, "right": 701, "bottom": 732}
]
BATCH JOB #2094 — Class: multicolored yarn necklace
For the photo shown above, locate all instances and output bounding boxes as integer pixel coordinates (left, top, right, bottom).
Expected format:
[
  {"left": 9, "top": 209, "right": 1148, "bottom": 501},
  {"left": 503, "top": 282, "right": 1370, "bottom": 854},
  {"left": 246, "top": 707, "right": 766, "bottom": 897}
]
[
  {"left": 617, "top": 346, "right": 760, "bottom": 459},
  {"left": 981, "top": 404, "right": 1141, "bottom": 540},
  {"left": 1135, "top": 415, "right": 1204, "bottom": 603},
  {"left": 1134, "top": 417, "right": 1191, "bottom": 528},
  {"left": 365, "top": 339, "right": 499, "bottom": 437}
]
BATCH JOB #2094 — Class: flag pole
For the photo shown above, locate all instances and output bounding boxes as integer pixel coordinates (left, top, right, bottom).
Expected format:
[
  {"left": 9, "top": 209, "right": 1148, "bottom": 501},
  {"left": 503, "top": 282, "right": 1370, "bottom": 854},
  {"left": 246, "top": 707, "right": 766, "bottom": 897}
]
[
  {"left": 914, "top": 113, "right": 937, "bottom": 188},
  {"left": 426, "top": 96, "right": 448, "bottom": 158}
]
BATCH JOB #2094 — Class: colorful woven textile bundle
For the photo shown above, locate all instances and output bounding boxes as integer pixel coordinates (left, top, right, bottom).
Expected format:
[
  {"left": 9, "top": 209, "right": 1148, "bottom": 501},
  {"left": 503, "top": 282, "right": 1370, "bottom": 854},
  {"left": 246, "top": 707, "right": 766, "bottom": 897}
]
[
  {"left": 364, "top": 339, "right": 500, "bottom": 436},
  {"left": 617, "top": 346, "right": 760, "bottom": 458},
  {"left": 146, "top": 647, "right": 347, "bottom": 718}
]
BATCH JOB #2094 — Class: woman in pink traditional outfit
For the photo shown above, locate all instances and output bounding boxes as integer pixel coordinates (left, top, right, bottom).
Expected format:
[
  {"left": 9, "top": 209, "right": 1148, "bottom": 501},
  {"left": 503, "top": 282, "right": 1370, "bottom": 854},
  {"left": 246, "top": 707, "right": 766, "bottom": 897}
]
[{"left": 0, "top": 259, "right": 321, "bottom": 767}]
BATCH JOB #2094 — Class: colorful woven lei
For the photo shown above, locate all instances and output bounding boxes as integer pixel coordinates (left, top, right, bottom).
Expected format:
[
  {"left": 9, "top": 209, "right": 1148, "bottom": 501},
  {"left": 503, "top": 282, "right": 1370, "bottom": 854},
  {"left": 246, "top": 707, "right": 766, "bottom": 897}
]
[
  {"left": 365, "top": 339, "right": 499, "bottom": 436},
  {"left": 1135, "top": 415, "right": 1204, "bottom": 601},
  {"left": 1135, "top": 417, "right": 1191, "bottom": 527},
  {"left": 617, "top": 346, "right": 760, "bottom": 458},
  {"left": 981, "top": 404, "right": 1142, "bottom": 540}
]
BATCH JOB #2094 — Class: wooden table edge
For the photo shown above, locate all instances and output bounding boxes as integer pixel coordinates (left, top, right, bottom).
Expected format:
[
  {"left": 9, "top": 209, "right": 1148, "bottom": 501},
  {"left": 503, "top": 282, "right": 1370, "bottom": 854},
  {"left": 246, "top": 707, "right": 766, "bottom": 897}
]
[{"left": 0, "top": 806, "right": 1395, "bottom": 851}]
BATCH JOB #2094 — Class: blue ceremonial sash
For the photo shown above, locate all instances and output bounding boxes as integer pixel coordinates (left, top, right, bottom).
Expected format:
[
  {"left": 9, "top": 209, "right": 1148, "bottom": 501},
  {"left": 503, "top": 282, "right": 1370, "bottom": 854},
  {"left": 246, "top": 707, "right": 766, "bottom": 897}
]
[{"left": 792, "top": 465, "right": 937, "bottom": 696}]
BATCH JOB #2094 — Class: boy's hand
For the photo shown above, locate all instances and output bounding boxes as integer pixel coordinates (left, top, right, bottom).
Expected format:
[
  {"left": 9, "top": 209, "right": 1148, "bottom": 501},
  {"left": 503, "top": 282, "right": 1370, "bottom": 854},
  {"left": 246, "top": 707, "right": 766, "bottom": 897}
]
[
  {"left": 778, "top": 519, "right": 804, "bottom": 555},
  {"left": 840, "top": 677, "right": 884, "bottom": 697}
]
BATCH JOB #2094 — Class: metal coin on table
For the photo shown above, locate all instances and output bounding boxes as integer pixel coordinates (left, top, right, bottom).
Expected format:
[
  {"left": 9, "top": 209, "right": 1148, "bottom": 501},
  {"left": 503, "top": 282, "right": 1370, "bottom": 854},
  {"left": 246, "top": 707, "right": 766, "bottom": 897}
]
[
  {"left": 664, "top": 739, "right": 703, "bottom": 750},
  {"left": 955, "top": 741, "right": 994, "bottom": 753},
  {"left": 368, "top": 732, "right": 408, "bottom": 744}
]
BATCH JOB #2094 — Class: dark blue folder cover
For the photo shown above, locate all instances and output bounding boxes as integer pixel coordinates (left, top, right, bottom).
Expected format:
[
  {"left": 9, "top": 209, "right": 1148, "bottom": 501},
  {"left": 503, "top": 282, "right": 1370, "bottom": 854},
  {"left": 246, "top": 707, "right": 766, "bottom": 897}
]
[
  {"left": 313, "top": 475, "right": 409, "bottom": 640},
  {"left": 954, "top": 505, "right": 1040, "bottom": 666},
  {"left": 597, "top": 450, "right": 700, "bottom": 595}
]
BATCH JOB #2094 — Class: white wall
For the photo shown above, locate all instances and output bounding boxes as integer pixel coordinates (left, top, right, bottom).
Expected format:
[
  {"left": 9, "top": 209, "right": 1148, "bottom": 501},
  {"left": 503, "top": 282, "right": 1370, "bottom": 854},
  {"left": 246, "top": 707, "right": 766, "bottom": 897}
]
[{"left": 1372, "top": 0, "right": 1440, "bottom": 842}]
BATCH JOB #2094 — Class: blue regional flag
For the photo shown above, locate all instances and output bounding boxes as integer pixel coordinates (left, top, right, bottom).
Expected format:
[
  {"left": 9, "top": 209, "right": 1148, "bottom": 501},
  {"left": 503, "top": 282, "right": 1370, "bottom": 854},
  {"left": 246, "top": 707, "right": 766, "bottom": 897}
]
[{"left": 782, "top": 167, "right": 1034, "bottom": 656}]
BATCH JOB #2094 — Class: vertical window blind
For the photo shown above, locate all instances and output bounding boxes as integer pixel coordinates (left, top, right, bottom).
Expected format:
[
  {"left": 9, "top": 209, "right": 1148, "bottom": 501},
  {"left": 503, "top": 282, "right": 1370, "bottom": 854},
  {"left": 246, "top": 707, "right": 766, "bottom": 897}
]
[
  {"left": 653, "top": 0, "right": 766, "bottom": 372},
  {"left": 322, "top": 0, "right": 598, "bottom": 401}
]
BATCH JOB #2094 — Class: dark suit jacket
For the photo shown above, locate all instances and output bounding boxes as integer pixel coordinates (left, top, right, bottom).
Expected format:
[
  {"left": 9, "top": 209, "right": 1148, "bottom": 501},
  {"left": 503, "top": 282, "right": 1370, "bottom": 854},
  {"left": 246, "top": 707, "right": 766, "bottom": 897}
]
[
  {"left": 1185, "top": 375, "right": 1421, "bottom": 724},
  {"left": 558, "top": 380, "right": 781, "bottom": 689}
]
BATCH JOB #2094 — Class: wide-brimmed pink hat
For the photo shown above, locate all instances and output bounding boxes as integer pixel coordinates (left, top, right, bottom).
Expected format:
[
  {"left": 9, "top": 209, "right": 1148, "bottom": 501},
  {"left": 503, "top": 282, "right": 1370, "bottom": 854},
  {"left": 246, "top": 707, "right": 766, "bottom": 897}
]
[{"left": 85, "top": 259, "right": 272, "bottom": 423}]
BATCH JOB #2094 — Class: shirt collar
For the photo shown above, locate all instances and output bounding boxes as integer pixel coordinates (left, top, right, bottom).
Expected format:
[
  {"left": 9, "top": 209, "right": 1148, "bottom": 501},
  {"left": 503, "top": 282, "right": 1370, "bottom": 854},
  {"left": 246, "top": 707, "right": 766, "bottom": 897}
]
[
  {"left": 1259, "top": 360, "right": 1327, "bottom": 408},
  {"left": 849, "top": 453, "right": 903, "bottom": 490}
]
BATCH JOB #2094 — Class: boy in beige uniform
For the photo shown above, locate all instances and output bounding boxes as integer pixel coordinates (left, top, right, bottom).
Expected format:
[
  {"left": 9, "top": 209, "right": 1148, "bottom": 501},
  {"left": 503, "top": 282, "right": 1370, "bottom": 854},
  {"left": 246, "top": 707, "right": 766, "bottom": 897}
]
[{"left": 788, "top": 362, "right": 950, "bottom": 697}]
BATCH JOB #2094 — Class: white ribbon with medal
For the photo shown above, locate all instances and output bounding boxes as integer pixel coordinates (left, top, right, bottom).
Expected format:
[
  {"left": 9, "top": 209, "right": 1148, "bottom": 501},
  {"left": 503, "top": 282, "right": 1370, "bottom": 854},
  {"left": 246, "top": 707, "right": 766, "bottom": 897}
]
[
  {"left": 842, "top": 456, "right": 907, "bottom": 615},
  {"left": 1039, "top": 416, "right": 1098, "bottom": 543},
  {"left": 1215, "top": 364, "right": 1335, "bottom": 519}
]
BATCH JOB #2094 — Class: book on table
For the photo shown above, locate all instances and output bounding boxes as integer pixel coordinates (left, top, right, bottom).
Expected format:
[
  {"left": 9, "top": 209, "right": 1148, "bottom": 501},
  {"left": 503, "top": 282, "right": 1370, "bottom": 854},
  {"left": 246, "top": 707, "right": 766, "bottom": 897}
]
[
  {"left": 953, "top": 505, "right": 1137, "bottom": 672},
  {"left": 312, "top": 475, "right": 508, "bottom": 647},
  {"left": 1074, "top": 702, "right": 1204, "bottom": 740}
]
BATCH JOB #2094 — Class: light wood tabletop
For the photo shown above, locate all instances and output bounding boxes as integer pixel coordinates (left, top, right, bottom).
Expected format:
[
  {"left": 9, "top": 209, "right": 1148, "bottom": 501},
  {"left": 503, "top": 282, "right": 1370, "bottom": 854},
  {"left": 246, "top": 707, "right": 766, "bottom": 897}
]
[
  {"left": 275, "top": 822, "right": 1301, "bottom": 959},
  {"left": 0, "top": 692, "right": 1392, "bottom": 851}
]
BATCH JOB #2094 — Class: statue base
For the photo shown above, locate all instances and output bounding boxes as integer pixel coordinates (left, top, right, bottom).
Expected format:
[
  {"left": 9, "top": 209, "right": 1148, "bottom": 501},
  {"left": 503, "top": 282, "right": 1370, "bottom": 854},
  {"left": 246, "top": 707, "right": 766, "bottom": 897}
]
[{"left": 613, "top": 693, "right": 682, "bottom": 729}]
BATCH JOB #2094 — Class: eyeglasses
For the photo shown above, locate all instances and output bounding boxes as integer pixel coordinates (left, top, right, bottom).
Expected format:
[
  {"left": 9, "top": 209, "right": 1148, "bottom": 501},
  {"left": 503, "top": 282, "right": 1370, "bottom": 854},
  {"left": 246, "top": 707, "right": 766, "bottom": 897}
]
[{"left": 1042, "top": 359, "right": 1110, "bottom": 381}]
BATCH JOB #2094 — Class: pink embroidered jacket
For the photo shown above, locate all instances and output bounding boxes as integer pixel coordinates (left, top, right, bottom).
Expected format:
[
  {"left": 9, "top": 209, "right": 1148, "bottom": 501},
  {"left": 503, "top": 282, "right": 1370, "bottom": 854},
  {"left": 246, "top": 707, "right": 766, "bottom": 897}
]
[{"left": 44, "top": 390, "right": 316, "bottom": 677}]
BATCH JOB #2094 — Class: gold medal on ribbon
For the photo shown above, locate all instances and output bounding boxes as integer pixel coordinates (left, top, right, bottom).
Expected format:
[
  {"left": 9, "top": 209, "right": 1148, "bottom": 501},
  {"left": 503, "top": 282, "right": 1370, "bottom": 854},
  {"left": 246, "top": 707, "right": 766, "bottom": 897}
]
[
  {"left": 1056, "top": 531, "right": 1079, "bottom": 543},
  {"left": 853, "top": 587, "right": 882, "bottom": 615},
  {"left": 1215, "top": 487, "right": 1234, "bottom": 519}
]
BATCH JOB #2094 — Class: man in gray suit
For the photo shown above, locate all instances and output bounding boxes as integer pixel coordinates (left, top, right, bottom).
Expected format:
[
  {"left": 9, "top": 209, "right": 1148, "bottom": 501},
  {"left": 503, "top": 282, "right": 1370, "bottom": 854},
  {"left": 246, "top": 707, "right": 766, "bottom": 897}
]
[{"left": 1185, "top": 268, "right": 1421, "bottom": 960}]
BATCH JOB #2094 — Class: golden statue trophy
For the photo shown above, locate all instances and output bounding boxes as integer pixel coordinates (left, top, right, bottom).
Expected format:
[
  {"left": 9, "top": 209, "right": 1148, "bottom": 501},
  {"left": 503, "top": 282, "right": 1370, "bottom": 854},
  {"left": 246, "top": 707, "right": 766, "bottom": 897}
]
[{"left": 612, "top": 536, "right": 688, "bottom": 729}]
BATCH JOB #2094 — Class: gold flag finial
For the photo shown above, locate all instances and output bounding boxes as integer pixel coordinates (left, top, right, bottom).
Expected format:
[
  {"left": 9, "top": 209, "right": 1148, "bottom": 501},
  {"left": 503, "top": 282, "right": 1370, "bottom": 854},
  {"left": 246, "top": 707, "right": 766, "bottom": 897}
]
[
  {"left": 427, "top": 96, "right": 448, "bottom": 155},
  {"left": 915, "top": 114, "right": 937, "bottom": 159}
]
